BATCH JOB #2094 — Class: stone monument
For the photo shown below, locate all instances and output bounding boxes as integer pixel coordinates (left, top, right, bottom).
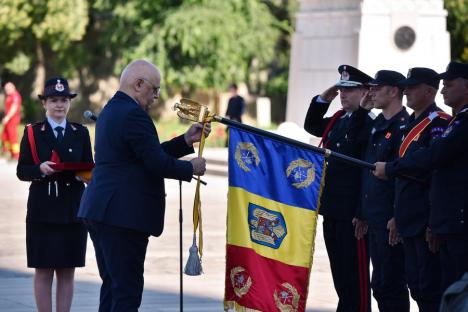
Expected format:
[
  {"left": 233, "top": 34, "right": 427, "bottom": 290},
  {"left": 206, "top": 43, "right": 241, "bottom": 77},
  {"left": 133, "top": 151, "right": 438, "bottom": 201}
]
[{"left": 286, "top": 0, "right": 450, "bottom": 126}]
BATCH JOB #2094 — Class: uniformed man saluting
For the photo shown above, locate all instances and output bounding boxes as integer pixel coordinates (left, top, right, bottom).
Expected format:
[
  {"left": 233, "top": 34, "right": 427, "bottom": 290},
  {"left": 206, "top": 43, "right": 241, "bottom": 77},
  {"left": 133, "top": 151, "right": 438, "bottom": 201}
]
[
  {"left": 374, "top": 61, "right": 468, "bottom": 294},
  {"left": 304, "top": 65, "right": 372, "bottom": 312}
]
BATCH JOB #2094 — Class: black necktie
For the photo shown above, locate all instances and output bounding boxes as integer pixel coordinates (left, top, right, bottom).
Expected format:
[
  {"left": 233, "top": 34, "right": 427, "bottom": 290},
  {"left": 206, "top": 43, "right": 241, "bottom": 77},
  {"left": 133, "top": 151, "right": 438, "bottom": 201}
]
[{"left": 55, "top": 126, "right": 64, "bottom": 142}]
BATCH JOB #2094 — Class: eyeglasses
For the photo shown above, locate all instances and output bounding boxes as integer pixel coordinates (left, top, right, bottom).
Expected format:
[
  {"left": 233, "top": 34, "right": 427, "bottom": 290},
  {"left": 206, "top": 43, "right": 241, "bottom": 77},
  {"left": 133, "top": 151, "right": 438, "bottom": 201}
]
[{"left": 139, "top": 77, "right": 160, "bottom": 96}]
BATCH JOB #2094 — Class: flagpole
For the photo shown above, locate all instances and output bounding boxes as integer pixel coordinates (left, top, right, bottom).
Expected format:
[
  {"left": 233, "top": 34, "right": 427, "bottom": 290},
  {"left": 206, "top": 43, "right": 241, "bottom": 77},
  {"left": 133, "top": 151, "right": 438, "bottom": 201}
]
[{"left": 213, "top": 116, "right": 375, "bottom": 170}]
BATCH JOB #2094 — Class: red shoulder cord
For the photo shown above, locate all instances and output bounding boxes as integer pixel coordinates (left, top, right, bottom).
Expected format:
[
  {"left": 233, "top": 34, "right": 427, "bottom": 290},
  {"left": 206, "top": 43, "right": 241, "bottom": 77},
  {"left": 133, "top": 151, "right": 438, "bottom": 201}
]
[
  {"left": 319, "top": 110, "right": 345, "bottom": 148},
  {"left": 26, "top": 124, "right": 61, "bottom": 165}
]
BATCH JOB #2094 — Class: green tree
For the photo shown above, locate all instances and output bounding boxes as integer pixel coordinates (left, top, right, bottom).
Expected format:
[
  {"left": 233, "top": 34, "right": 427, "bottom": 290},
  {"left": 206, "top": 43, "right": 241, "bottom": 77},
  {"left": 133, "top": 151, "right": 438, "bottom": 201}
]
[{"left": 445, "top": 0, "right": 468, "bottom": 62}]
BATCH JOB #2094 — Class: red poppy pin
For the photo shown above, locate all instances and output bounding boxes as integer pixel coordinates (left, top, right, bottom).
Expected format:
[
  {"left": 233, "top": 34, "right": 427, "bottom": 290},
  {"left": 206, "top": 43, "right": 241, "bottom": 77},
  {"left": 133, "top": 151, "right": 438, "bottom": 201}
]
[{"left": 385, "top": 132, "right": 392, "bottom": 139}]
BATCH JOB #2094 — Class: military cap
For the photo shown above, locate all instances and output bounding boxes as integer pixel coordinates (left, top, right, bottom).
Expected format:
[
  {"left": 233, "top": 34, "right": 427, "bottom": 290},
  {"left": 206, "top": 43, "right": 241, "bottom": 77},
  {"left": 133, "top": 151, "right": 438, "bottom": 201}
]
[
  {"left": 438, "top": 61, "right": 468, "bottom": 80},
  {"left": 398, "top": 67, "right": 440, "bottom": 89},
  {"left": 335, "top": 65, "right": 372, "bottom": 88},
  {"left": 38, "top": 77, "right": 77, "bottom": 100},
  {"left": 369, "top": 70, "right": 405, "bottom": 87}
]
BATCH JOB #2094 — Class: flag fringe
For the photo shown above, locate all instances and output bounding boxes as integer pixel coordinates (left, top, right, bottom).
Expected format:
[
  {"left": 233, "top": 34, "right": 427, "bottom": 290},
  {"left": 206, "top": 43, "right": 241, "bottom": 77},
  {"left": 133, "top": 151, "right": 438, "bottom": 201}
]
[{"left": 224, "top": 300, "right": 261, "bottom": 311}]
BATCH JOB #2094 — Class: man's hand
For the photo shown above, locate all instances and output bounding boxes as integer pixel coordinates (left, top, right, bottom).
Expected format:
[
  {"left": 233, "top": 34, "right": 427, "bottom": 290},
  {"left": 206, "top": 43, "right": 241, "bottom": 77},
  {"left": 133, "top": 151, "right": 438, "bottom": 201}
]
[
  {"left": 190, "top": 157, "right": 206, "bottom": 176},
  {"left": 184, "top": 122, "right": 212, "bottom": 146},
  {"left": 319, "top": 86, "right": 339, "bottom": 102},
  {"left": 352, "top": 218, "right": 368, "bottom": 240},
  {"left": 426, "top": 228, "right": 441, "bottom": 253},
  {"left": 359, "top": 90, "right": 373, "bottom": 110},
  {"left": 39, "top": 161, "right": 57, "bottom": 176},
  {"left": 373, "top": 162, "right": 388, "bottom": 180},
  {"left": 387, "top": 217, "right": 401, "bottom": 246}
]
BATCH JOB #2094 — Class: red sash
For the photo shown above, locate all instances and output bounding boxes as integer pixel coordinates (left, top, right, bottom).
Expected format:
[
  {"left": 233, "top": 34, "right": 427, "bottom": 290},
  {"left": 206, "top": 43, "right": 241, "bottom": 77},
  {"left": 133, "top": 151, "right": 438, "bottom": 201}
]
[
  {"left": 319, "top": 110, "right": 345, "bottom": 148},
  {"left": 399, "top": 111, "right": 451, "bottom": 157},
  {"left": 26, "top": 124, "right": 61, "bottom": 165}
]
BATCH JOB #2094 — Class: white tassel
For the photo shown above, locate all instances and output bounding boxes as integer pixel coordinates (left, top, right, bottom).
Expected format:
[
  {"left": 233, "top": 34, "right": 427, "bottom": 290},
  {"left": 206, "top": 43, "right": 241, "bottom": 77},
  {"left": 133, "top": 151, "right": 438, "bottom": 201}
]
[{"left": 184, "top": 234, "right": 203, "bottom": 276}]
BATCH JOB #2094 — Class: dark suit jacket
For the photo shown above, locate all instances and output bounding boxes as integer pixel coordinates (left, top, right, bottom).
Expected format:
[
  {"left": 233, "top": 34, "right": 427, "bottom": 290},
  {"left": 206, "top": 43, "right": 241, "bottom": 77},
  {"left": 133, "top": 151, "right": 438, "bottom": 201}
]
[
  {"left": 17, "top": 120, "right": 93, "bottom": 223},
  {"left": 304, "top": 95, "right": 372, "bottom": 220},
  {"left": 387, "top": 104, "right": 468, "bottom": 235},
  {"left": 78, "top": 91, "right": 194, "bottom": 236}
]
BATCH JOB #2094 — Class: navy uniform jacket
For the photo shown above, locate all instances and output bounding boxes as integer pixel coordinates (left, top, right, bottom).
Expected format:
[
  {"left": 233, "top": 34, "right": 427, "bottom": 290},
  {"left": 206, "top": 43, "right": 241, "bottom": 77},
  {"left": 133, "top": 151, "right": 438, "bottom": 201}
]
[
  {"left": 389, "top": 104, "right": 450, "bottom": 237},
  {"left": 386, "top": 104, "right": 468, "bottom": 235},
  {"left": 359, "top": 109, "right": 408, "bottom": 224},
  {"left": 304, "top": 95, "right": 372, "bottom": 220},
  {"left": 17, "top": 121, "right": 93, "bottom": 224},
  {"left": 78, "top": 91, "right": 194, "bottom": 237}
]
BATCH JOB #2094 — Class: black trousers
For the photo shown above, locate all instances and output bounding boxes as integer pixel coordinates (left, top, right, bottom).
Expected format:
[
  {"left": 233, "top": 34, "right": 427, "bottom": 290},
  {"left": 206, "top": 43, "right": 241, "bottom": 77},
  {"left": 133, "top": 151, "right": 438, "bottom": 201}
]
[
  {"left": 86, "top": 220, "right": 149, "bottom": 312},
  {"left": 368, "top": 224, "right": 409, "bottom": 312},
  {"left": 323, "top": 217, "right": 371, "bottom": 312},
  {"left": 402, "top": 234, "right": 442, "bottom": 312},
  {"left": 439, "top": 234, "right": 468, "bottom": 292}
]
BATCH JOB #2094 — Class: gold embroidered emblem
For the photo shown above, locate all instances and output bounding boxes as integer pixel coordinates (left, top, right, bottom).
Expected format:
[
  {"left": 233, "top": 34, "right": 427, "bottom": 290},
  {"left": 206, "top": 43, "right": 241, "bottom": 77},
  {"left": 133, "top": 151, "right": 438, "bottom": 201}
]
[
  {"left": 286, "top": 159, "right": 315, "bottom": 189},
  {"left": 230, "top": 266, "right": 252, "bottom": 297},
  {"left": 235, "top": 142, "right": 260, "bottom": 172},
  {"left": 274, "top": 282, "right": 300, "bottom": 312}
]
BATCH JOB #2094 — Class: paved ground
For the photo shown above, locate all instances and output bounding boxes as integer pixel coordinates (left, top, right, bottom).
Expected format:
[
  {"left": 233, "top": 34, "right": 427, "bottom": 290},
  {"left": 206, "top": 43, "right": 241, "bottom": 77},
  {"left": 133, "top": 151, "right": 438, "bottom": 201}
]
[{"left": 0, "top": 149, "right": 418, "bottom": 311}]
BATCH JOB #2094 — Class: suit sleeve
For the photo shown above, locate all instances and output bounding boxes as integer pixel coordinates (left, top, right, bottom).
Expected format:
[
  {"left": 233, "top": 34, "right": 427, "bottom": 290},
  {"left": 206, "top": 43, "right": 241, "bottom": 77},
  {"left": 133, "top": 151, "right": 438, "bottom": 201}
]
[
  {"left": 161, "top": 134, "right": 195, "bottom": 159},
  {"left": 303, "top": 95, "right": 332, "bottom": 137},
  {"left": 124, "top": 108, "right": 193, "bottom": 182},
  {"left": 16, "top": 127, "right": 43, "bottom": 181}
]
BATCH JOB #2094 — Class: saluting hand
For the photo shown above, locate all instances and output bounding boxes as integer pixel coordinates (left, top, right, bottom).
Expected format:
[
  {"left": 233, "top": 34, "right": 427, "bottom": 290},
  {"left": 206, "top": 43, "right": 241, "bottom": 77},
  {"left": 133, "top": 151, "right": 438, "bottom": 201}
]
[
  {"left": 184, "top": 122, "right": 212, "bottom": 146},
  {"left": 39, "top": 161, "right": 57, "bottom": 176},
  {"left": 373, "top": 162, "right": 388, "bottom": 180},
  {"left": 319, "top": 85, "right": 339, "bottom": 102},
  {"left": 359, "top": 90, "right": 373, "bottom": 110},
  {"left": 190, "top": 157, "right": 206, "bottom": 176}
]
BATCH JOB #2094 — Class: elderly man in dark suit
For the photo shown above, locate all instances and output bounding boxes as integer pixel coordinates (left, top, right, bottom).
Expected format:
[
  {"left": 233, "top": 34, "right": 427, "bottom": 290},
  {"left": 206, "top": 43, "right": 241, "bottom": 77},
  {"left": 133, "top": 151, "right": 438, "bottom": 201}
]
[{"left": 78, "top": 59, "right": 209, "bottom": 311}]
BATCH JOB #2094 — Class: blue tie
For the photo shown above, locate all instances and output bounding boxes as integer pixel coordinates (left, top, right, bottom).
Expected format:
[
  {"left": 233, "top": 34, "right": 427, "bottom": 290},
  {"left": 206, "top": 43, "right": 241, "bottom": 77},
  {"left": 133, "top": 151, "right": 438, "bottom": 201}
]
[{"left": 55, "top": 126, "right": 64, "bottom": 142}]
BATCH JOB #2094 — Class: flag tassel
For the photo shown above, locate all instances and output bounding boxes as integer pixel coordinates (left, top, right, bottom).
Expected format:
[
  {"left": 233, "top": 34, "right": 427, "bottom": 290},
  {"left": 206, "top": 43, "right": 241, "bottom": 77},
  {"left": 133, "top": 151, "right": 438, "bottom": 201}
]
[{"left": 184, "top": 234, "right": 203, "bottom": 276}]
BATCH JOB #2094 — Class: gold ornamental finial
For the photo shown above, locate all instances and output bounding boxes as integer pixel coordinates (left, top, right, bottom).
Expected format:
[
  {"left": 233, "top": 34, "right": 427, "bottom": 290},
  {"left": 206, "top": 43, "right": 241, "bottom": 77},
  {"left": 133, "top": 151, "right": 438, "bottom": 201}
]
[{"left": 173, "top": 98, "right": 213, "bottom": 123}]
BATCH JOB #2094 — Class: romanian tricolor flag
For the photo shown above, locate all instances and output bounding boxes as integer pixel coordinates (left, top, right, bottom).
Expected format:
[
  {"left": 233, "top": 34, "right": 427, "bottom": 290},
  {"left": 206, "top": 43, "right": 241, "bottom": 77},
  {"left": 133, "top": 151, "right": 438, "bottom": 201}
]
[{"left": 224, "top": 127, "right": 326, "bottom": 312}]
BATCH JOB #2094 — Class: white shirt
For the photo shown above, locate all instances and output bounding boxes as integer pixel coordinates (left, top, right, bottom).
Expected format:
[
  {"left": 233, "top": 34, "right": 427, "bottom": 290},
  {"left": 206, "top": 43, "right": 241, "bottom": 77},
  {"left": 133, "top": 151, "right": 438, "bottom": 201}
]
[{"left": 47, "top": 117, "right": 67, "bottom": 138}]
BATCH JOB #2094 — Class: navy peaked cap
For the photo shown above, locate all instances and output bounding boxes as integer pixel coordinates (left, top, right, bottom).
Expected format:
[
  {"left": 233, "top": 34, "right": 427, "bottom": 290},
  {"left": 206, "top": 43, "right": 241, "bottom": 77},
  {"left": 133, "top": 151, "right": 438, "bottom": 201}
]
[
  {"left": 398, "top": 67, "right": 440, "bottom": 89},
  {"left": 335, "top": 65, "right": 372, "bottom": 88},
  {"left": 438, "top": 61, "right": 468, "bottom": 80}
]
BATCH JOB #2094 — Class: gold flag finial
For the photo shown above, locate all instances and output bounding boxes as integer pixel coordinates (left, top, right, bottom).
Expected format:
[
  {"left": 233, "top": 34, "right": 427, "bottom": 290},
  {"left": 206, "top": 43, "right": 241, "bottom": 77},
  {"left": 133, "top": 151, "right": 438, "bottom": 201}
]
[{"left": 173, "top": 98, "right": 213, "bottom": 123}]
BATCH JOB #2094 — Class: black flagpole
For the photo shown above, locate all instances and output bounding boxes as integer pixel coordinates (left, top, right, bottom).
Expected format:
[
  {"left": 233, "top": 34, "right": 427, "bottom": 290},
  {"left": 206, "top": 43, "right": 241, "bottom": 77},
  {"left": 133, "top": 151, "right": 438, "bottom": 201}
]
[
  {"left": 214, "top": 116, "right": 375, "bottom": 170},
  {"left": 179, "top": 180, "right": 183, "bottom": 312}
]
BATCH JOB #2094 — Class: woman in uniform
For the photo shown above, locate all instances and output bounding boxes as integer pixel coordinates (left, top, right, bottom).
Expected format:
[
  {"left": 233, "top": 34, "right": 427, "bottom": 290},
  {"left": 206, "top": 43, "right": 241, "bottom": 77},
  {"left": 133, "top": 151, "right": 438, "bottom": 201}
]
[{"left": 16, "top": 77, "right": 93, "bottom": 312}]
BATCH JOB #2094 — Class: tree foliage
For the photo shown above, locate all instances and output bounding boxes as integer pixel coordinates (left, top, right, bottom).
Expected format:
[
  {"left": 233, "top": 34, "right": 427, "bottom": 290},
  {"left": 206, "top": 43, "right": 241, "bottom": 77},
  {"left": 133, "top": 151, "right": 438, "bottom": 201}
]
[{"left": 445, "top": 0, "right": 468, "bottom": 62}]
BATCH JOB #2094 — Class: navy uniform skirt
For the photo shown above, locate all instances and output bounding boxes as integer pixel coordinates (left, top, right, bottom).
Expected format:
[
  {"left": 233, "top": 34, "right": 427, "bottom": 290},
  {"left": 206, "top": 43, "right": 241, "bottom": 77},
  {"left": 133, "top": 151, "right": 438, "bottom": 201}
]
[{"left": 26, "top": 222, "right": 87, "bottom": 268}]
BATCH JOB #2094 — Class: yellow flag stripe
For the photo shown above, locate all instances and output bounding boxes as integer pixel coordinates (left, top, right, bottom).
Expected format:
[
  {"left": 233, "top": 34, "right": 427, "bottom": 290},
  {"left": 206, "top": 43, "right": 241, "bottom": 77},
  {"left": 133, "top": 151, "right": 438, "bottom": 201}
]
[{"left": 227, "top": 186, "right": 317, "bottom": 268}]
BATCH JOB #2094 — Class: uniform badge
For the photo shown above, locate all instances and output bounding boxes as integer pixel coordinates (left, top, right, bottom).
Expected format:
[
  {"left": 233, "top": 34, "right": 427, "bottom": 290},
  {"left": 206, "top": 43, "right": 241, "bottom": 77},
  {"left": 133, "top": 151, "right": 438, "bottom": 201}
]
[
  {"left": 273, "top": 282, "right": 300, "bottom": 312},
  {"left": 230, "top": 266, "right": 252, "bottom": 297},
  {"left": 341, "top": 69, "right": 350, "bottom": 81},
  {"left": 248, "top": 203, "right": 287, "bottom": 249},
  {"left": 286, "top": 159, "right": 315, "bottom": 189},
  {"left": 385, "top": 132, "right": 392, "bottom": 139},
  {"left": 235, "top": 142, "right": 260, "bottom": 172},
  {"left": 55, "top": 79, "right": 65, "bottom": 92}
]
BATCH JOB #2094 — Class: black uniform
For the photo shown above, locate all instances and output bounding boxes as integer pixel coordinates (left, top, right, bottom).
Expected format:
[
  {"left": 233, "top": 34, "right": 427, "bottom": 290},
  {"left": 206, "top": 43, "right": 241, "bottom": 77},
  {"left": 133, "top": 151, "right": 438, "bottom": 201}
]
[
  {"left": 386, "top": 104, "right": 449, "bottom": 312},
  {"left": 386, "top": 105, "right": 468, "bottom": 292},
  {"left": 360, "top": 109, "right": 410, "bottom": 312},
  {"left": 304, "top": 95, "right": 372, "bottom": 312},
  {"left": 17, "top": 120, "right": 93, "bottom": 268},
  {"left": 225, "top": 95, "right": 245, "bottom": 122}
]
